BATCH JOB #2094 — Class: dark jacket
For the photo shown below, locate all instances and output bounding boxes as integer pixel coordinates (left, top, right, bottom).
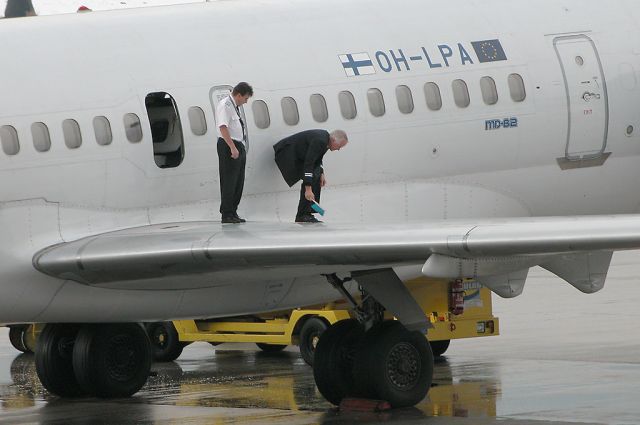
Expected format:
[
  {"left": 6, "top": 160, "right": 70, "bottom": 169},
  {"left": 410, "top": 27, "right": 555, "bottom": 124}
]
[{"left": 273, "top": 130, "right": 329, "bottom": 187}]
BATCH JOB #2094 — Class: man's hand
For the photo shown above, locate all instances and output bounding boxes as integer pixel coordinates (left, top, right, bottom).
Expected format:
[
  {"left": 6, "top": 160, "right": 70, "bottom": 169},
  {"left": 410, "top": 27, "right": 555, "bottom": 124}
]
[
  {"left": 320, "top": 173, "right": 326, "bottom": 187},
  {"left": 220, "top": 125, "right": 239, "bottom": 159},
  {"left": 305, "top": 186, "right": 315, "bottom": 202}
]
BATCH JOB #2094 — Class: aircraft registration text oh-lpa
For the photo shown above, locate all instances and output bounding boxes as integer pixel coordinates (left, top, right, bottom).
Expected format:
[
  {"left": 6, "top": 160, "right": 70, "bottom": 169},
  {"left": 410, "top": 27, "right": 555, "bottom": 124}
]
[{"left": 1, "top": 0, "right": 640, "bottom": 408}]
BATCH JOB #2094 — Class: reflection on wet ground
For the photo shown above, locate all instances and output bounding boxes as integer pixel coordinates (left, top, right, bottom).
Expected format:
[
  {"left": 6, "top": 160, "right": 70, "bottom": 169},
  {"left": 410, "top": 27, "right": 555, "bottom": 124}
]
[
  {"left": 0, "top": 347, "right": 504, "bottom": 425},
  {"left": 2, "top": 251, "right": 640, "bottom": 424}
]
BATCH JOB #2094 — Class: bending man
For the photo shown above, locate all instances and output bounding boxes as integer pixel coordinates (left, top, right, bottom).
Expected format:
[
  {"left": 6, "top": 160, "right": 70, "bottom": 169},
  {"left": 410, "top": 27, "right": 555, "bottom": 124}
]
[{"left": 273, "top": 129, "right": 348, "bottom": 223}]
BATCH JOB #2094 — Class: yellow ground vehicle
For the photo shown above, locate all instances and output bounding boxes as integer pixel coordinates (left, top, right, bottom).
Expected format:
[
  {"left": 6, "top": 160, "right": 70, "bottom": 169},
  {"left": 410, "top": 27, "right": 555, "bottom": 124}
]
[
  {"left": 146, "top": 277, "right": 499, "bottom": 365},
  {"left": 7, "top": 324, "right": 39, "bottom": 354}
]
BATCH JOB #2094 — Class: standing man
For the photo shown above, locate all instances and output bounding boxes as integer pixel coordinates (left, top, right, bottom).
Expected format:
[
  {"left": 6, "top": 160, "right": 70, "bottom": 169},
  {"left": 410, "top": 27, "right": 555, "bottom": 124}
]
[
  {"left": 216, "top": 82, "right": 253, "bottom": 224},
  {"left": 273, "top": 129, "right": 348, "bottom": 223}
]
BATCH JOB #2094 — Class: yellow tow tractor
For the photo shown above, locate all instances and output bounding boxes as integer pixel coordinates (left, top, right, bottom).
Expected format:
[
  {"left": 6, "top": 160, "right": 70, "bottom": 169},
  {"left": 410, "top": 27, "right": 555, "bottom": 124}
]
[
  {"left": 7, "top": 324, "right": 39, "bottom": 354},
  {"left": 146, "top": 277, "right": 499, "bottom": 365}
]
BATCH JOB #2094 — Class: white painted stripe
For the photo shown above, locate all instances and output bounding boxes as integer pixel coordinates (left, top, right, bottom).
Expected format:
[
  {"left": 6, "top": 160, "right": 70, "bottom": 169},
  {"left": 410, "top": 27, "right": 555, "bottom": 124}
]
[{"left": 351, "top": 52, "right": 371, "bottom": 62}]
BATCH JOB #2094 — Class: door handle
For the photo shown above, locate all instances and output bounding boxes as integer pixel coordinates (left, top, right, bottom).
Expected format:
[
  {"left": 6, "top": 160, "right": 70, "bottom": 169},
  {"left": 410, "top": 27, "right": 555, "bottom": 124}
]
[{"left": 582, "top": 92, "right": 601, "bottom": 101}]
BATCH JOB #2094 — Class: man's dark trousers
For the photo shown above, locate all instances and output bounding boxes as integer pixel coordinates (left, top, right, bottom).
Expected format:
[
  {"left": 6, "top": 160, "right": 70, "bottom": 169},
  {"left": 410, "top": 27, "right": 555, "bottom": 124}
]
[
  {"left": 296, "top": 165, "right": 322, "bottom": 219},
  {"left": 217, "top": 138, "right": 246, "bottom": 216}
]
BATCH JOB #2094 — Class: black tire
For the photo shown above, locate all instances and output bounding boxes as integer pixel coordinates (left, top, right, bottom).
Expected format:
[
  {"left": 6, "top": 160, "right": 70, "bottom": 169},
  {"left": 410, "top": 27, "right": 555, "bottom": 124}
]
[
  {"left": 73, "top": 323, "right": 151, "bottom": 398},
  {"left": 429, "top": 339, "right": 450, "bottom": 357},
  {"left": 299, "top": 317, "right": 328, "bottom": 366},
  {"left": 256, "top": 343, "right": 287, "bottom": 352},
  {"left": 313, "top": 319, "right": 364, "bottom": 406},
  {"left": 147, "top": 322, "right": 184, "bottom": 362},
  {"left": 353, "top": 321, "right": 433, "bottom": 408},
  {"left": 35, "top": 324, "right": 85, "bottom": 397},
  {"left": 9, "top": 326, "right": 28, "bottom": 353}
]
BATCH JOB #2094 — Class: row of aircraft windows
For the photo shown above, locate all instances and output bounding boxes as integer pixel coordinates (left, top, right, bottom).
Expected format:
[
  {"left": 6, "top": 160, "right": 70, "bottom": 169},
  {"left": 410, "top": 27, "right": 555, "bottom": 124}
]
[
  {"left": 0, "top": 106, "right": 208, "bottom": 158},
  {"left": 251, "top": 74, "right": 527, "bottom": 129},
  {"left": 1, "top": 74, "right": 525, "bottom": 159}
]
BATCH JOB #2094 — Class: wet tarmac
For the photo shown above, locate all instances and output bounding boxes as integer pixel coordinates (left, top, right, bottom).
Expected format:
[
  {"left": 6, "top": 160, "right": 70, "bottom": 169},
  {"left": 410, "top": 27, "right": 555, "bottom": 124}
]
[{"left": 1, "top": 251, "right": 640, "bottom": 425}]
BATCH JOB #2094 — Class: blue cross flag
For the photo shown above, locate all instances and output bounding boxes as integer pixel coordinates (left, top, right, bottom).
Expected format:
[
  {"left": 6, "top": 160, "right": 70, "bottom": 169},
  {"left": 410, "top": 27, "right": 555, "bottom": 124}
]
[
  {"left": 471, "top": 39, "right": 507, "bottom": 63},
  {"left": 339, "top": 53, "right": 376, "bottom": 77}
]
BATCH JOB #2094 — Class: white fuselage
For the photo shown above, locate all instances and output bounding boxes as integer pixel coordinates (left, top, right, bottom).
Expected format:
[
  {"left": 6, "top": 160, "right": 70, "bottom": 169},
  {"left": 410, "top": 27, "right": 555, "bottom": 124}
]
[{"left": 1, "top": 0, "right": 640, "bottom": 323}]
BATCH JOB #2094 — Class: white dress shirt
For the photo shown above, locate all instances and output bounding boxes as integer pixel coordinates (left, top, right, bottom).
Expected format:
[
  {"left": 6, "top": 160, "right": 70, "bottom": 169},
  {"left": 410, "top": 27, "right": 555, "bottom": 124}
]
[{"left": 216, "top": 94, "right": 245, "bottom": 145}]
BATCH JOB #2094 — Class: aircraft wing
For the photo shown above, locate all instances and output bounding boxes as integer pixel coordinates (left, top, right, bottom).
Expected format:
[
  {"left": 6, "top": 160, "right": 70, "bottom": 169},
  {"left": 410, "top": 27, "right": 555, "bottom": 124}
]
[{"left": 33, "top": 214, "right": 640, "bottom": 297}]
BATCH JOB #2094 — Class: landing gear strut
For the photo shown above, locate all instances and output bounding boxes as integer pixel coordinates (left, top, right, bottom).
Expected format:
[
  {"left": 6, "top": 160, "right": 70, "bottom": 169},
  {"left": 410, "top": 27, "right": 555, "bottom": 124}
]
[
  {"left": 314, "top": 270, "right": 434, "bottom": 408},
  {"left": 35, "top": 323, "right": 151, "bottom": 398}
]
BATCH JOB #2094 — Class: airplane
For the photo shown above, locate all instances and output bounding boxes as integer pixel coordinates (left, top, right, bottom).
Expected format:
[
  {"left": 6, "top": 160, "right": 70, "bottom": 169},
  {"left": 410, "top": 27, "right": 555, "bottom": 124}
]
[{"left": 2, "top": 0, "right": 640, "bottom": 408}]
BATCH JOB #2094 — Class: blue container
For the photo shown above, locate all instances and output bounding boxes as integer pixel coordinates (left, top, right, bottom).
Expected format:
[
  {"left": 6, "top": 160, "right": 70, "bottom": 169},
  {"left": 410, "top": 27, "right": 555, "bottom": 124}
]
[{"left": 311, "top": 202, "right": 325, "bottom": 216}]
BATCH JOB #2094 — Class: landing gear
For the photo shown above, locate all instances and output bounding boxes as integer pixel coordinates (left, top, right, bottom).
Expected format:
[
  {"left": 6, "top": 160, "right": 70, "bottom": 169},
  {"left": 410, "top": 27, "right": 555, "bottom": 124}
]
[
  {"left": 313, "top": 270, "right": 434, "bottom": 408},
  {"left": 73, "top": 323, "right": 151, "bottom": 397},
  {"left": 35, "top": 324, "right": 84, "bottom": 397},
  {"left": 35, "top": 323, "right": 152, "bottom": 398},
  {"left": 354, "top": 321, "right": 432, "bottom": 407},
  {"left": 313, "top": 319, "right": 363, "bottom": 404}
]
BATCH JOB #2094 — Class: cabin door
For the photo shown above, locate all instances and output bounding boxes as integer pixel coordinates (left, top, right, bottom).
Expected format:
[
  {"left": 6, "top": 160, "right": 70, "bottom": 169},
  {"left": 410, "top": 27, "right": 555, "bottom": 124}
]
[
  {"left": 209, "top": 85, "right": 249, "bottom": 152},
  {"left": 554, "top": 35, "right": 609, "bottom": 161}
]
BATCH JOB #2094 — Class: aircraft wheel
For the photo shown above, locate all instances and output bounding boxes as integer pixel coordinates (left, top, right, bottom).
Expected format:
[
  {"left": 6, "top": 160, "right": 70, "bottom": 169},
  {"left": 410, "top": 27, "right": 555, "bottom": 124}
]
[
  {"left": 35, "top": 324, "right": 85, "bottom": 397},
  {"left": 313, "top": 318, "right": 364, "bottom": 405},
  {"left": 299, "top": 317, "right": 328, "bottom": 366},
  {"left": 429, "top": 339, "right": 450, "bottom": 357},
  {"left": 9, "top": 326, "right": 28, "bottom": 353},
  {"left": 256, "top": 343, "right": 287, "bottom": 352},
  {"left": 147, "top": 322, "right": 184, "bottom": 362},
  {"left": 73, "top": 323, "right": 151, "bottom": 398},
  {"left": 353, "top": 321, "right": 433, "bottom": 408}
]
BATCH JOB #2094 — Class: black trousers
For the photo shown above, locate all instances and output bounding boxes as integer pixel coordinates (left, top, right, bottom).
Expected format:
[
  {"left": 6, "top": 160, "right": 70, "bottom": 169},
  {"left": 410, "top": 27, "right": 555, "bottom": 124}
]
[
  {"left": 296, "top": 166, "right": 322, "bottom": 219},
  {"left": 217, "top": 138, "right": 246, "bottom": 216}
]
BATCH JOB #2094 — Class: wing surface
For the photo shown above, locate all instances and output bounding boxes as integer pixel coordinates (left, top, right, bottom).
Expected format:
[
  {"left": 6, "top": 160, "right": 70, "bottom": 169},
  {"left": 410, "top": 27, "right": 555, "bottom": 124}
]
[{"left": 33, "top": 215, "right": 640, "bottom": 294}]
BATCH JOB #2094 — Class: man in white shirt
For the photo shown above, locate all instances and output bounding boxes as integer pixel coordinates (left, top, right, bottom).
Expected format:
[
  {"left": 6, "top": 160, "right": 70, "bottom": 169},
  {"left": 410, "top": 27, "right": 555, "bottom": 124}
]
[{"left": 216, "top": 82, "right": 253, "bottom": 223}]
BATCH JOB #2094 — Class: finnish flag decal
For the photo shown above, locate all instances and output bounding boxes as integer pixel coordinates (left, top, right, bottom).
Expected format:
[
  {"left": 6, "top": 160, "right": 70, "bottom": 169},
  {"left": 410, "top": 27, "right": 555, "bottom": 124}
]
[{"left": 339, "top": 53, "right": 376, "bottom": 77}]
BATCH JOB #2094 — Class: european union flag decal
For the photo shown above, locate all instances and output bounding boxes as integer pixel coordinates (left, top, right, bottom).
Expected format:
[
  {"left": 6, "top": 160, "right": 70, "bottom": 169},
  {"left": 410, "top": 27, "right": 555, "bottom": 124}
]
[
  {"left": 339, "top": 53, "right": 376, "bottom": 77},
  {"left": 471, "top": 39, "right": 507, "bottom": 63}
]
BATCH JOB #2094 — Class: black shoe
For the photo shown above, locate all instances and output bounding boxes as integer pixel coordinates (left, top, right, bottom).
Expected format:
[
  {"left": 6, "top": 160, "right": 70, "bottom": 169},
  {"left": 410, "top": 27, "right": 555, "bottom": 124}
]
[
  {"left": 295, "top": 214, "right": 322, "bottom": 223},
  {"left": 221, "top": 215, "right": 242, "bottom": 224},
  {"left": 232, "top": 213, "right": 246, "bottom": 223}
]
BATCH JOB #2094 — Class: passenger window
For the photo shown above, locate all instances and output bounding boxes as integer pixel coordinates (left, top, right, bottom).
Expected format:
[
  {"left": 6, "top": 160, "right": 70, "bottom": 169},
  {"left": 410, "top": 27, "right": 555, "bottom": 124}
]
[
  {"left": 367, "top": 88, "right": 385, "bottom": 117},
  {"left": 310, "top": 94, "right": 328, "bottom": 123},
  {"left": 480, "top": 76, "right": 498, "bottom": 105},
  {"left": 452, "top": 79, "right": 470, "bottom": 108},
  {"left": 508, "top": 73, "right": 526, "bottom": 102},
  {"left": 123, "top": 113, "right": 143, "bottom": 143},
  {"left": 338, "top": 91, "right": 357, "bottom": 120},
  {"left": 62, "top": 119, "right": 82, "bottom": 149},
  {"left": 93, "top": 116, "right": 113, "bottom": 146},
  {"left": 281, "top": 97, "right": 299, "bottom": 126},
  {"left": 423, "top": 82, "right": 442, "bottom": 111},
  {"left": 252, "top": 100, "right": 270, "bottom": 129},
  {"left": 0, "top": 125, "right": 19, "bottom": 155},
  {"left": 395, "top": 85, "right": 414, "bottom": 114},
  {"left": 187, "top": 106, "right": 207, "bottom": 136},
  {"left": 31, "top": 122, "right": 51, "bottom": 152},
  {"left": 145, "top": 92, "right": 185, "bottom": 168}
]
